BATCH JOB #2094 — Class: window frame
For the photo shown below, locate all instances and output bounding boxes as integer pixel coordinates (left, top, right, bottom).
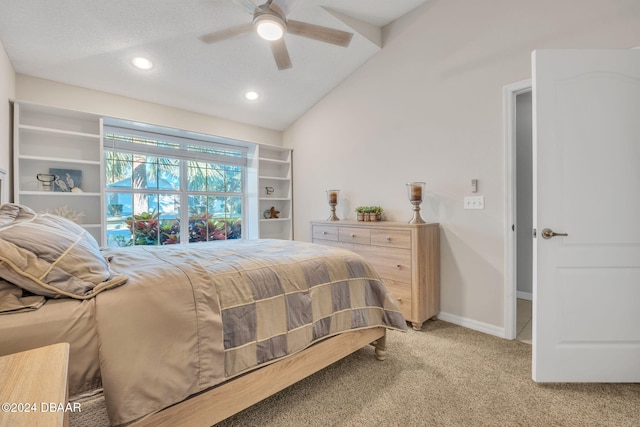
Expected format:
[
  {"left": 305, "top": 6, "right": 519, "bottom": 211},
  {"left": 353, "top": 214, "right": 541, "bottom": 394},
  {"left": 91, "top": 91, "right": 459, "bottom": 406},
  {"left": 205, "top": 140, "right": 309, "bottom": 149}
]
[{"left": 103, "top": 120, "right": 249, "bottom": 247}]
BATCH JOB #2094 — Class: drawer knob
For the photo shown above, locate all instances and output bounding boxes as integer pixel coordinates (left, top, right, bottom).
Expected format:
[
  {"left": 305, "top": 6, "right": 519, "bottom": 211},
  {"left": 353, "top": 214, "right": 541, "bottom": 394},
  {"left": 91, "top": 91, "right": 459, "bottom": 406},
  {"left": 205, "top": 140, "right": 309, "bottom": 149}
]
[
  {"left": 322, "top": 231, "right": 327, "bottom": 235},
  {"left": 396, "top": 264, "right": 402, "bottom": 269},
  {"left": 386, "top": 236, "right": 391, "bottom": 241},
  {"left": 350, "top": 233, "right": 355, "bottom": 238}
]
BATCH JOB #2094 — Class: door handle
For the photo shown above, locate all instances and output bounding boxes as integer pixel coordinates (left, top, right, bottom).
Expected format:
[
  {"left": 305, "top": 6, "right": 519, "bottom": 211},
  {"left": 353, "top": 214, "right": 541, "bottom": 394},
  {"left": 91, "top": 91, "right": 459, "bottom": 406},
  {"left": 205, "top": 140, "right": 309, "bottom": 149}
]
[{"left": 541, "top": 228, "right": 568, "bottom": 239}]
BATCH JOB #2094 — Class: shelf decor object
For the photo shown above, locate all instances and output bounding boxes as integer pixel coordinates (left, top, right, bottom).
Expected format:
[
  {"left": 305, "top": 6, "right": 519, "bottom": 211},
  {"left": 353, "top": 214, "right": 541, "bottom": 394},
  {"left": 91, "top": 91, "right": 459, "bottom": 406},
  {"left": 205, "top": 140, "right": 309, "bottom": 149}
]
[
  {"left": 406, "top": 182, "right": 426, "bottom": 224},
  {"left": 43, "top": 205, "right": 85, "bottom": 223},
  {"left": 49, "top": 168, "right": 82, "bottom": 192},
  {"left": 37, "top": 173, "right": 56, "bottom": 192},
  {"left": 326, "top": 189, "right": 340, "bottom": 221}
]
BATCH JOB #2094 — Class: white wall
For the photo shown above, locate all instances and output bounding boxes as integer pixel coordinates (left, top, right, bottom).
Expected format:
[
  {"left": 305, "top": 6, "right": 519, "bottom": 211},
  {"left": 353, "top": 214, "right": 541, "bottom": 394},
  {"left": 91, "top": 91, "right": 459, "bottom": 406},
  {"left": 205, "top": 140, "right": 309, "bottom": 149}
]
[
  {"left": 283, "top": 0, "right": 640, "bottom": 334},
  {"left": 0, "top": 40, "right": 16, "bottom": 192},
  {"left": 15, "top": 75, "right": 282, "bottom": 147}
]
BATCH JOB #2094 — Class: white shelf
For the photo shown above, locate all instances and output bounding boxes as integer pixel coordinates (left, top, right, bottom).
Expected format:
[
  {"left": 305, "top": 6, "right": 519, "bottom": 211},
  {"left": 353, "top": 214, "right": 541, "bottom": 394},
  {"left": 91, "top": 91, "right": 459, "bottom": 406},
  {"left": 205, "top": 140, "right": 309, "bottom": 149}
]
[
  {"left": 259, "top": 175, "right": 290, "bottom": 180},
  {"left": 13, "top": 102, "right": 105, "bottom": 245},
  {"left": 18, "top": 124, "right": 100, "bottom": 139},
  {"left": 19, "top": 191, "right": 102, "bottom": 197},
  {"left": 18, "top": 155, "right": 101, "bottom": 165},
  {"left": 256, "top": 145, "right": 292, "bottom": 240},
  {"left": 259, "top": 157, "right": 289, "bottom": 165}
]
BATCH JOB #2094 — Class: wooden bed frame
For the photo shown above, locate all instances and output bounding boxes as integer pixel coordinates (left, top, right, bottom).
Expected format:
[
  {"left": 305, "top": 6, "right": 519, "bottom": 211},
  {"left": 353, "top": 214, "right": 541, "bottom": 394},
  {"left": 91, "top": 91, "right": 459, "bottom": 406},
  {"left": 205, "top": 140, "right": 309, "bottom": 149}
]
[{"left": 132, "top": 327, "right": 387, "bottom": 427}]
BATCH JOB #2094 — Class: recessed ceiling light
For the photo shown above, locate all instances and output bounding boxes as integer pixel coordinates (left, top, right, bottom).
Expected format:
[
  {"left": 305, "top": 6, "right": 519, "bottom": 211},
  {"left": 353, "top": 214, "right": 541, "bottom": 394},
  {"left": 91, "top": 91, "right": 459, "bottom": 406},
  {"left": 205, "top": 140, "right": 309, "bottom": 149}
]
[
  {"left": 132, "top": 57, "right": 153, "bottom": 70},
  {"left": 244, "top": 91, "right": 260, "bottom": 101}
]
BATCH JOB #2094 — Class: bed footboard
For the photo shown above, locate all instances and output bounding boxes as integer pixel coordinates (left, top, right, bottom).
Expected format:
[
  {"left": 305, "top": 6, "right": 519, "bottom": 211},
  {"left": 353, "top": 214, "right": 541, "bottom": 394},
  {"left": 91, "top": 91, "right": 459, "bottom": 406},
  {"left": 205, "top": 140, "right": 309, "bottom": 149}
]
[{"left": 132, "top": 327, "right": 387, "bottom": 427}]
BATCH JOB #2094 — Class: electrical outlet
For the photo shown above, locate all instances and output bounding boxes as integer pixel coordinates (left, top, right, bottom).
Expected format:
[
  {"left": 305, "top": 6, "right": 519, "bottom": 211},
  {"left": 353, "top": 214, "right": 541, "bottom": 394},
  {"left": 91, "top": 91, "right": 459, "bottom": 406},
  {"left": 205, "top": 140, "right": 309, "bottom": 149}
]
[{"left": 464, "top": 196, "right": 484, "bottom": 210}]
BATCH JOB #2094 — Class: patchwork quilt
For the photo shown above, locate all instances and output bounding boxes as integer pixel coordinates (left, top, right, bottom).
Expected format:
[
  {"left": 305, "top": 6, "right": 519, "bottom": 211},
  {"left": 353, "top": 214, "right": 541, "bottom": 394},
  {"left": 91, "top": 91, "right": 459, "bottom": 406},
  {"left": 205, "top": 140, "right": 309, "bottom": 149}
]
[{"left": 97, "top": 239, "right": 406, "bottom": 425}]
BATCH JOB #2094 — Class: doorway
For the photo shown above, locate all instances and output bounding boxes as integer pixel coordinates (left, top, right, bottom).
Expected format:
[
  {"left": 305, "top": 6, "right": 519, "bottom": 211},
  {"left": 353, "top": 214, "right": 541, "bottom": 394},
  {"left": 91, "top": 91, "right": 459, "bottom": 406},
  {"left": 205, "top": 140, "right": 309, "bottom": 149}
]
[
  {"left": 514, "top": 90, "right": 532, "bottom": 343},
  {"left": 503, "top": 79, "right": 532, "bottom": 341}
]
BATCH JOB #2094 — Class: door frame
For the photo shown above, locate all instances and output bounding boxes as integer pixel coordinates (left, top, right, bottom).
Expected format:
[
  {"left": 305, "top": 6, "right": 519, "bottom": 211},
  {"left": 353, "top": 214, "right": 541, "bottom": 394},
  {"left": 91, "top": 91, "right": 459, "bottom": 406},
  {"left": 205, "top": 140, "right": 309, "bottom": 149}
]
[{"left": 503, "top": 78, "right": 532, "bottom": 340}]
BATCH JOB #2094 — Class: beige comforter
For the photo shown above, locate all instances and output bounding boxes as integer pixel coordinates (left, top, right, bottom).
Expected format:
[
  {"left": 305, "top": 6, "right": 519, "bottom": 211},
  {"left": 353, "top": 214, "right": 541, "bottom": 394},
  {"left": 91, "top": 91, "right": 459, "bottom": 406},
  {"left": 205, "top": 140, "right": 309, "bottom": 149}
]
[{"left": 98, "top": 239, "right": 406, "bottom": 425}]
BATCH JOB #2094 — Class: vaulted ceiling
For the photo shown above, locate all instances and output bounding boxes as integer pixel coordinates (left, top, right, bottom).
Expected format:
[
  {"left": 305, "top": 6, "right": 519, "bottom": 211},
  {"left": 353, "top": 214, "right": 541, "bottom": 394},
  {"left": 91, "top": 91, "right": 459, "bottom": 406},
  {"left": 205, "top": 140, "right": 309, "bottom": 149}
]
[{"left": 0, "top": 0, "right": 428, "bottom": 130}]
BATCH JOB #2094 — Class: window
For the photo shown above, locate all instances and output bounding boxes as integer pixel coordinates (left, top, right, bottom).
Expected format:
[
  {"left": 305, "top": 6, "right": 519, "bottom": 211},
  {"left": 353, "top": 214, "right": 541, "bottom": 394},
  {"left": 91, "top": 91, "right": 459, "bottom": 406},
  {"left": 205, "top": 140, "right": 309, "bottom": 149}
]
[{"left": 103, "top": 122, "right": 247, "bottom": 247}]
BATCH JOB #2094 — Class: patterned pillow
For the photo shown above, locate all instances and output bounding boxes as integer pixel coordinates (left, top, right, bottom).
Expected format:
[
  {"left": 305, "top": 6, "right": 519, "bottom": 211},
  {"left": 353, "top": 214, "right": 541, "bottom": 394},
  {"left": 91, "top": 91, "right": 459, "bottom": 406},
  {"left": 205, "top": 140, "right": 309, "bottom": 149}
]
[{"left": 0, "top": 204, "right": 128, "bottom": 299}]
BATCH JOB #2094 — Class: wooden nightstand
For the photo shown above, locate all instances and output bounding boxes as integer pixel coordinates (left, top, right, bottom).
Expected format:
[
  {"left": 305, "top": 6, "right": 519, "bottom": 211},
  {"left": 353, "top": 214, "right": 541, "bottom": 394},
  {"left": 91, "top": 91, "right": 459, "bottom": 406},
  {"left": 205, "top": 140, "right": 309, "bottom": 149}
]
[{"left": 0, "top": 343, "right": 70, "bottom": 427}]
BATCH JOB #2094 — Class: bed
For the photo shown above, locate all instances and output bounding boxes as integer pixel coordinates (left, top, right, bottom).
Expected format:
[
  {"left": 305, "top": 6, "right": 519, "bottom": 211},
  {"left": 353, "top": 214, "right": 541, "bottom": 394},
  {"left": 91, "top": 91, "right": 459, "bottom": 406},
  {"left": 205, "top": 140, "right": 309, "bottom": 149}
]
[{"left": 0, "top": 204, "right": 406, "bottom": 426}]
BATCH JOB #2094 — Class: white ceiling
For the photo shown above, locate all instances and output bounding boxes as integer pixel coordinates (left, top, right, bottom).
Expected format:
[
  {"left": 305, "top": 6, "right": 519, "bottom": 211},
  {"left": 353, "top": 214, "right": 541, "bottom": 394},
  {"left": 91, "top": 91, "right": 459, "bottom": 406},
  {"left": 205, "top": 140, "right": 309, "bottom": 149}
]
[{"left": 0, "top": 0, "right": 428, "bottom": 131}]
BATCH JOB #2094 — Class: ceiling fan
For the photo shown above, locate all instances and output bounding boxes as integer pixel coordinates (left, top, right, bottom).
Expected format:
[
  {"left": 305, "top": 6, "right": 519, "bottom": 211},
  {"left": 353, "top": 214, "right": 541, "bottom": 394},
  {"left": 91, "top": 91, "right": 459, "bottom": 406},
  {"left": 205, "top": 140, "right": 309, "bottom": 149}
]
[{"left": 200, "top": 0, "right": 354, "bottom": 70}]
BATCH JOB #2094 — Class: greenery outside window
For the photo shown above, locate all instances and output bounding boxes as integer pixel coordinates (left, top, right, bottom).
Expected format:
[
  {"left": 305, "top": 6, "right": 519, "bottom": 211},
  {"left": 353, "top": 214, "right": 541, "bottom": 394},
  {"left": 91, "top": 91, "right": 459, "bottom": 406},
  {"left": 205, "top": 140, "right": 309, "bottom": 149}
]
[{"left": 104, "top": 122, "right": 247, "bottom": 247}]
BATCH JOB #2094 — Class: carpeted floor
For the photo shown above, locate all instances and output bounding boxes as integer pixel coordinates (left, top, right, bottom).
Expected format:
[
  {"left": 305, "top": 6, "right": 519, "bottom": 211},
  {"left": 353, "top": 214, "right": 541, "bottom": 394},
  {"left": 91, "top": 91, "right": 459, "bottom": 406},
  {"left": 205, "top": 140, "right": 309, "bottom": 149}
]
[{"left": 70, "top": 320, "right": 640, "bottom": 427}]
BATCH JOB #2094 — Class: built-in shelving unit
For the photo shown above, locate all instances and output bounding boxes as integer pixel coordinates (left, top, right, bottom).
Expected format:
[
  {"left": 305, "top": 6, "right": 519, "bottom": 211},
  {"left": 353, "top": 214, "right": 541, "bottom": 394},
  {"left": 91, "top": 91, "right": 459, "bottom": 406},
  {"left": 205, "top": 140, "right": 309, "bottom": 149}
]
[
  {"left": 12, "top": 102, "right": 292, "bottom": 245},
  {"left": 256, "top": 145, "right": 292, "bottom": 240},
  {"left": 13, "top": 102, "right": 104, "bottom": 244}
]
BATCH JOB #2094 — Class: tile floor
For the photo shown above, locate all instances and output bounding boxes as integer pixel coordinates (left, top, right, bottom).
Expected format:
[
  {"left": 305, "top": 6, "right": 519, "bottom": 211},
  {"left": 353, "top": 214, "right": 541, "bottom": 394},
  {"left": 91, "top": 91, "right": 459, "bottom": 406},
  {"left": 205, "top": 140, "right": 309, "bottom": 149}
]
[{"left": 516, "top": 298, "right": 532, "bottom": 344}]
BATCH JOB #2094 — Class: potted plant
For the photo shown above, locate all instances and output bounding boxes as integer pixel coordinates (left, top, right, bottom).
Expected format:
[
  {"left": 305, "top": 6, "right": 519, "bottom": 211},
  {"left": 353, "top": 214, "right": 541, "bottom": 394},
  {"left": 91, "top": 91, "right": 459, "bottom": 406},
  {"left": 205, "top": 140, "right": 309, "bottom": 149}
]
[
  {"left": 355, "top": 206, "right": 384, "bottom": 221},
  {"left": 370, "top": 206, "right": 383, "bottom": 221}
]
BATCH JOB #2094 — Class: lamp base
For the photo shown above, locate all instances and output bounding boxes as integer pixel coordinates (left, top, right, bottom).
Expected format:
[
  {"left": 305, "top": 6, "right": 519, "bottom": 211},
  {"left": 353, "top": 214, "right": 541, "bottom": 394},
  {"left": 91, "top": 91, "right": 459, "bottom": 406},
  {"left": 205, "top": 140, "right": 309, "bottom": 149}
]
[
  {"left": 408, "top": 204, "right": 426, "bottom": 224},
  {"left": 327, "top": 204, "right": 339, "bottom": 221}
]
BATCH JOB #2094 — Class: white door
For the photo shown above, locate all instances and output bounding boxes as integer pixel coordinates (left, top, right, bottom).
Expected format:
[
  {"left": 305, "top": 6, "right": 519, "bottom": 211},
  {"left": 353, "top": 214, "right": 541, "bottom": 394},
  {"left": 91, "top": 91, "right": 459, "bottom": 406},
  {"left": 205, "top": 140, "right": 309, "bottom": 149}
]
[{"left": 532, "top": 49, "right": 640, "bottom": 382}]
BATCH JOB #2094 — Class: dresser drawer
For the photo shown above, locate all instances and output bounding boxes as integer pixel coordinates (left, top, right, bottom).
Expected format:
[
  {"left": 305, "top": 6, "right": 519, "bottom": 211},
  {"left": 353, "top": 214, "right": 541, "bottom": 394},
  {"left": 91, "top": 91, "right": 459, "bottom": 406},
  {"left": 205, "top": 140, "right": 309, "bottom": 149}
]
[
  {"left": 371, "top": 229, "right": 411, "bottom": 249},
  {"left": 383, "top": 279, "right": 412, "bottom": 321},
  {"left": 354, "top": 245, "right": 412, "bottom": 283},
  {"left": 339, "top": 227, "right": 371, "bottom": 245},
  {"left": 312, "top": 225, "right": 339, "bottom": 241}
]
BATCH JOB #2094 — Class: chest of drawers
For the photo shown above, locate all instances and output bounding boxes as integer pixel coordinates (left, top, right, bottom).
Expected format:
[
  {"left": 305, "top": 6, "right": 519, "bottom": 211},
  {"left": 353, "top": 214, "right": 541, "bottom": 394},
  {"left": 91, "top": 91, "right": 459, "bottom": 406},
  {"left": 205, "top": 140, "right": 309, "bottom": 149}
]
[{"left": 311, "top": 220, "right": 440, "bottom": 330}]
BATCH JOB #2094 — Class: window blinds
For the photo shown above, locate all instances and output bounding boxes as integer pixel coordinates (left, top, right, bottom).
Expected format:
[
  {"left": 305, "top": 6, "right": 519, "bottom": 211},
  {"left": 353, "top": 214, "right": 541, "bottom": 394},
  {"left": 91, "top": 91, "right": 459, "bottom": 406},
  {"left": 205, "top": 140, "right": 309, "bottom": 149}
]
[{"left": 103, "top": 123, "right": 248, "bottom": 167}]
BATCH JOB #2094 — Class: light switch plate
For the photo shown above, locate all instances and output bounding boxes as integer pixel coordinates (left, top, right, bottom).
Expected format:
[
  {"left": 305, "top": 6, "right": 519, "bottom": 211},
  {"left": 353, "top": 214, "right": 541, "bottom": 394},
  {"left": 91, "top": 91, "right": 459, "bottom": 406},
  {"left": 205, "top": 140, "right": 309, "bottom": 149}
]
[{"left": 464, "top": 196, "right": 484, "bottom": 210}]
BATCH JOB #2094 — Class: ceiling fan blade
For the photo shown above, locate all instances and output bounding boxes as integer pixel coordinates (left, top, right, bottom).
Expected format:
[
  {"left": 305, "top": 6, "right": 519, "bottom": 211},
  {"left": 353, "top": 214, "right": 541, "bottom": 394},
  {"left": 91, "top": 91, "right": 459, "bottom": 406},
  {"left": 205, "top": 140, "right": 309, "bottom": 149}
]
[
  {"left": 199, "top": 24, "right": 253, "bottom": 44},
  {"left": 287, "top": 20, "right": 353, "bottom": 47},
  {"left": 267, "top": 1, "right": 286, "bottom": 17},
  {"left": 269, "top": 0, "right": 295, "bottom": 17},
  {"left": 270, "top": 39, "right": 292, "bottom": 70},
  {"left": 231, "top": 0, "right": 257, "bottom": 14}
]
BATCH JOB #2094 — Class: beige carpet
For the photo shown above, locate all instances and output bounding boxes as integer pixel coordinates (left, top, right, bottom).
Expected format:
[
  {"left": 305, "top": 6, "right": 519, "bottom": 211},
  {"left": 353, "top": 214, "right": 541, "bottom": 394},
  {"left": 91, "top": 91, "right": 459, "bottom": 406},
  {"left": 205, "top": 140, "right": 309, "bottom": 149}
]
[{"left": 70, "top": 320, "right": 640, "bottom": 427}]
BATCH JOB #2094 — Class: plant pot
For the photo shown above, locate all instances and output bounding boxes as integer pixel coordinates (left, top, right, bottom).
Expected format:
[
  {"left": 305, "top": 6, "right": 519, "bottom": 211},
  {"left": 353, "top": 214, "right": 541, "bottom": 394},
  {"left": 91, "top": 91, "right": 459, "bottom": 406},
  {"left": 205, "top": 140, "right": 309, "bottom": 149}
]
[{"left": 357, "top": 213, "right": 364, "bottom": 221}]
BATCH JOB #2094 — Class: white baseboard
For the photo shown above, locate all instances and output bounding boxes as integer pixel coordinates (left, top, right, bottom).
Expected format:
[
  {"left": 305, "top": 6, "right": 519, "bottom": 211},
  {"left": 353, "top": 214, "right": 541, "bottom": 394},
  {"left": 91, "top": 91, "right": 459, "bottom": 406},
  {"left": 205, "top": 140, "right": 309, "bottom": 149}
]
[
  {"left": 436, "top": 312, "right": 506, "bottom": 339},
  {"left": 516, "top": 291, "right": 532, "bottom": 301}
]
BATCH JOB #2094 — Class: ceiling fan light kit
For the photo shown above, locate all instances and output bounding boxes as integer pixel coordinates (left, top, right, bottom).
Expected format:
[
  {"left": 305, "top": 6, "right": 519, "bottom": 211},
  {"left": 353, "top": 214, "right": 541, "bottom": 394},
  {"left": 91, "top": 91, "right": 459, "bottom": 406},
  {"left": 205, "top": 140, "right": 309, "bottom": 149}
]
[
  {"left": 200, "top": 0, "right": 354, "bottom": 71},
  {"left": 254, "top": 13, "right": 285, "bottom": 41}
]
